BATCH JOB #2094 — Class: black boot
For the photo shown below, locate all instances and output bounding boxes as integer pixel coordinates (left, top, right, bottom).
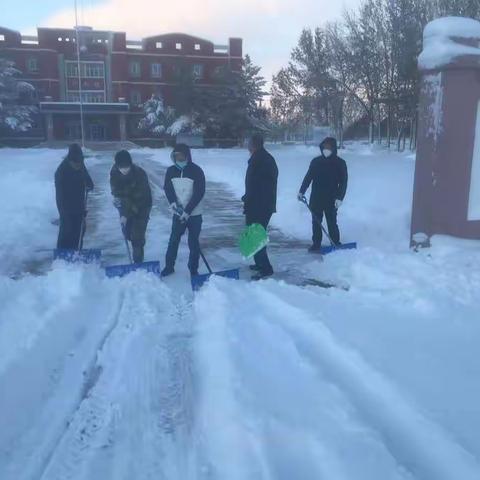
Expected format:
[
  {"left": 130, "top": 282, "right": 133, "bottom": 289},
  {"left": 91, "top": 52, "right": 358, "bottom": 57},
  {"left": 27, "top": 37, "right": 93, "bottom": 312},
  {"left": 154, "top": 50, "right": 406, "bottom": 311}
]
[
  {"left": 161, "top": 266, "right": 175, "bottom": 277},
  {"left": 251, "top": 268, "right": 274, "bottom": 281},
  {"left": 132, "top": 246, "right": 144, "bottom": 264},
  {"left": 308, "top": 244, "right": 322, "bottom": 253}
]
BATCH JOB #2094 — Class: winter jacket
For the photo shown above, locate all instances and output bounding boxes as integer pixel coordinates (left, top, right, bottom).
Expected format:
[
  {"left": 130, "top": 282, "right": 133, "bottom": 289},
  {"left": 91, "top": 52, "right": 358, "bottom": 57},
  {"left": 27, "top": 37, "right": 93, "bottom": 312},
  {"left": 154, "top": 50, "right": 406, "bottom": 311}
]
[
  {"left": 55, "top": 159, "right": 94, "bottom": 215},
  {"left": 164, "top": 162, "right": 205, "bottom": 216},
  {"left": 243, "top": 147, "right": 278, "bottom": 218},
  {"left": 110, "top": 164, "right": 152, "bottom": 218},
  {"left": 300, "top": 137, "right": 348, "bottom": 208}
]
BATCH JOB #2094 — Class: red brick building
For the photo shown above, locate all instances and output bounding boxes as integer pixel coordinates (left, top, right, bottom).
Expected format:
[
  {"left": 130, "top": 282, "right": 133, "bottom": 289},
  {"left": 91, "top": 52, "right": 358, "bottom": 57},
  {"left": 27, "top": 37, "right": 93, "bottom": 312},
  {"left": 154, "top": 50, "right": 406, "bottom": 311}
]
[{"left": 0, "top": 25, "right": 242, "bottom": 143}]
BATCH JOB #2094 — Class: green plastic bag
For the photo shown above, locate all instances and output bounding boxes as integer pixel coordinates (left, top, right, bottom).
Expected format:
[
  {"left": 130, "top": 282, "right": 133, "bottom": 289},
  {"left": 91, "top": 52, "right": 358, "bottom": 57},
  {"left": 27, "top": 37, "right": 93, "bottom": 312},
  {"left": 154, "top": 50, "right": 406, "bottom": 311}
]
[{"left": 239, "top": 223, "right": 269, "bottom": 259}]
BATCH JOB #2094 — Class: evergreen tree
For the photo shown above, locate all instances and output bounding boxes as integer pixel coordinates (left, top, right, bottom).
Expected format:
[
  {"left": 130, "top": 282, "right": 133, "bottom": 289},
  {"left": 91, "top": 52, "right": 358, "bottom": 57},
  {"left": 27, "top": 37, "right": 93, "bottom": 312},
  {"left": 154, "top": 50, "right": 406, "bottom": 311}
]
[{"left": 193, "top": 56, "right": 267, "bottom": 140}]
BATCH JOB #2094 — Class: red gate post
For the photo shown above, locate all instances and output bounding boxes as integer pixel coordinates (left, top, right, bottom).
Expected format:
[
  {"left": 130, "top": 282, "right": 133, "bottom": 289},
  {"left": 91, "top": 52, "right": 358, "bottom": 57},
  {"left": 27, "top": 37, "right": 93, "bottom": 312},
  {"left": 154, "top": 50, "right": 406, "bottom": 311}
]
[{"left": 411, "top": 17, "right": 480, "bottom": 248}]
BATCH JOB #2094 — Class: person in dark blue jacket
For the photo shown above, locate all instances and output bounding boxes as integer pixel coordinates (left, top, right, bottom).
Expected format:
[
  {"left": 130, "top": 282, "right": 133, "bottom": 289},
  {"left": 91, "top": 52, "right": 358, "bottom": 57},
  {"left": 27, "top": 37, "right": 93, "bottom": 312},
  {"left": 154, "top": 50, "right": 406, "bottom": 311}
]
[
  {"left": 242, "top": 134, "right": 278, "bottom": 279},
  {"left": 55, "top": 143, "right": 94, "bottom": 249},
  {"left": 162, "top": 143, "right": 206, "bottom": 277},
  {"left": 298, "top": 137, "right": 348, "bottom": 251}
]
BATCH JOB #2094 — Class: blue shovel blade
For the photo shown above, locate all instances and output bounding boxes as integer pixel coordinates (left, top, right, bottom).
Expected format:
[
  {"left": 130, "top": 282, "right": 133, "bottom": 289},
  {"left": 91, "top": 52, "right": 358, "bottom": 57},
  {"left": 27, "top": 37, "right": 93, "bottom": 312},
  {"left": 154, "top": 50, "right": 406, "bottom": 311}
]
[
  {"left": 191, "top": 268, "right": 240, "bottom": 291},
  {"left": 54, "top": 248, "right": 102, "bottom": 264},
  {"left": 320, "top": 242, "right": 357, "bottom": 255},
  {"left": 105, "top": 261, "right": 161, "bottom": 278}
]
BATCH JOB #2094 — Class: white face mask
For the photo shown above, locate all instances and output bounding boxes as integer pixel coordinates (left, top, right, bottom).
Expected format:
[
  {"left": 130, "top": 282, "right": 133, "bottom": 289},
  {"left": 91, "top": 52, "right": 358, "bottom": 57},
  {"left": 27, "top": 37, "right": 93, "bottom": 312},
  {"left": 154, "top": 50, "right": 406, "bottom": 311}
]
[
  {"left": 323, "top": 149, "right": 333, "bottom": 158},
  {"left": 119, "top": 167, "right": 131, "bottom": 175}
]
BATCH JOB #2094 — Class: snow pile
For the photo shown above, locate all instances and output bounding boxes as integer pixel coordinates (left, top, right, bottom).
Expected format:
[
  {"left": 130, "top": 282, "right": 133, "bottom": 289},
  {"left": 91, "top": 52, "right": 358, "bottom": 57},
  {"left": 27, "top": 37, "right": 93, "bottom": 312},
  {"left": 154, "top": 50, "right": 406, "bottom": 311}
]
[
  {"left": 0, "top": 148, "right": 59, "bottom": 275},
  {"left": 419, "top": 17, "right": 480, "bottom": 70},
  {"left": 194, "top": 276, "right": 480, "bottom": 479}
]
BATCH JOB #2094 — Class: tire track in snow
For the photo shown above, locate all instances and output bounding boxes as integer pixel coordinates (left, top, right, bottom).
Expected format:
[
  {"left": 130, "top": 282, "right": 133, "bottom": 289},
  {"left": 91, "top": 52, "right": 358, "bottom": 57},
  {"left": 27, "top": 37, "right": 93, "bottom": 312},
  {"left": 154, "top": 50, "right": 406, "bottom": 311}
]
[
  {"left": 194, "top": 280, "right": 411, "bottom": 480},
  {"left": 39, "top": 278, "right": 197, "bottom": 480},
  {"left": 0, "top": 270, "right": 125, "bottom": 480},
  {"left": 250, "top": 283, "right": 480, "bottom": 480}
]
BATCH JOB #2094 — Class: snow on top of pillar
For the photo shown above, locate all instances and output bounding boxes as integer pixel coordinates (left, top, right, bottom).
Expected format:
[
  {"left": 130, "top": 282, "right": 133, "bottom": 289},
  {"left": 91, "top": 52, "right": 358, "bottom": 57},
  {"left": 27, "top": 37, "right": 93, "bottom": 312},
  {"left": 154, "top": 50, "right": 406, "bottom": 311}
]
[{"left": 419, "top": 16, "right": 480, "bottom": 70}]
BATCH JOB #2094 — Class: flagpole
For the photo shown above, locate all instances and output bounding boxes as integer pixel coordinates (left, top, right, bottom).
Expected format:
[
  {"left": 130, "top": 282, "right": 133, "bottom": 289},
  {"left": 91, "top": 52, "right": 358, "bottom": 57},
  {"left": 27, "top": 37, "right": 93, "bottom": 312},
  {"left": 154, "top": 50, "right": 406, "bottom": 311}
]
[{"left": 74, "top": 0, "right": 85, "bottom": 148}]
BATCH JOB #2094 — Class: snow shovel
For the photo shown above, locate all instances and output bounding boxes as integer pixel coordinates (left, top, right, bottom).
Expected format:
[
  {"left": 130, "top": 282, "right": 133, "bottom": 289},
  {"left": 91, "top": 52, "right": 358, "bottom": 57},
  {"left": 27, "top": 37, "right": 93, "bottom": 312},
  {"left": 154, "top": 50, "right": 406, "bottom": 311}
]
[
  {"left": 53, "top": 191, "right": 102, "bottom": 264},
  {"left": 104, "top": 222, "right": 160, "bottom": 278},
  {"left": 239, "top": 223, "right": 269, "bottom": 259},
  {"left": 300, "top": 196, "right": 357, "bottom": 254},
  {"left": 191, "top": 248, "right": 240, "bottom": 291}
]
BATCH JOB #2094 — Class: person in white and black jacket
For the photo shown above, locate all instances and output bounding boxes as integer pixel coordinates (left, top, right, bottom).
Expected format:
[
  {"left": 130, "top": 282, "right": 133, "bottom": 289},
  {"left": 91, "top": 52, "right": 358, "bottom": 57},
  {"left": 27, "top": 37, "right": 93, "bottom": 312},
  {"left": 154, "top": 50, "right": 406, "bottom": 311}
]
[{"left": 162, "top": 143, "right": 206, "bottom": 277}]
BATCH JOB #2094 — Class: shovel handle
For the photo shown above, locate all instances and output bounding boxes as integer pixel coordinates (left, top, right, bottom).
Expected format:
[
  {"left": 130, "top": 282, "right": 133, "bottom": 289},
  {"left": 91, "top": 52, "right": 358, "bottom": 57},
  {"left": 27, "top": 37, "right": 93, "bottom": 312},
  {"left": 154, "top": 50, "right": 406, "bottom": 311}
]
[
  {"left": 300, "top": 196, "right": 335, "bottom": 247},
  {"left": 77, "top": 190, "right": 89, "bottom": 251},
  {"left": 199, "top": 248, "right": 213, "bottom": 274},
  {"left": 121, "top": 224, "right": 133, "bottom": 264}
]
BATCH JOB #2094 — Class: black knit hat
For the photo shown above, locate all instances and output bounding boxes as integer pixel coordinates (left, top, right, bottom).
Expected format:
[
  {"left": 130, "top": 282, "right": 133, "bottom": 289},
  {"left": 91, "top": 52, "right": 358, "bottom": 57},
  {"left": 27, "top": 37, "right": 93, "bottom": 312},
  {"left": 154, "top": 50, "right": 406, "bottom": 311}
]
[
  {"left": 115, "top": 149, "right": 133, "bottom": 167},
  {"left": 66, "top": 143, "right": 84, "bottom": 163}
]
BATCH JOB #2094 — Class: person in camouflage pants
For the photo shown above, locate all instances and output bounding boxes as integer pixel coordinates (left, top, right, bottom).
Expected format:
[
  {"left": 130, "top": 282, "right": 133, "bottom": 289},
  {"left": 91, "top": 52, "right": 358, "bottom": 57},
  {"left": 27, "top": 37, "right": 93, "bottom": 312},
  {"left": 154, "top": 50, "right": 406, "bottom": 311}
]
[{"left": 110, "top": 150, "right": 152, "bottom": 263}]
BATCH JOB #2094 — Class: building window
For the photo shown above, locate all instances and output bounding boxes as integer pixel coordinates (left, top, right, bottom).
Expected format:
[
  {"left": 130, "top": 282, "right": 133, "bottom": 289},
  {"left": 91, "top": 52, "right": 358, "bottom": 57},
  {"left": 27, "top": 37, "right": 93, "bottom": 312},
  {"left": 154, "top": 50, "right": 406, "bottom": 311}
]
[
  {"left": 130, "top": 91, "right": 141, "bottom": 105},
  {"left": 176, "top": 43, "right": 182, "bottom": 50},
  {"left": 0, "top": 34, "right": 5, "bottom": 42},
  {"left": 195, "top": 43, "right": 201, "bottom": 51},
  {"left": 151, "top": 63, "right": 162, "bottom": 78},
  {"left": 66, "top": 92, "right": 105, "bottom": 103},
  {"left": 65, "top": 61, "right": 104, "bottom": 78},
  {"left": 193, "top": 64, "right": 204, "bottom": 79},
  {"left": 27, "top": 57, "right": 39, "bottom": 73},
  {"left": 66, "top": 62, "right": 78, "bottom": 77},
  {"left": 84, "top": 62, "right": 104, "bottom": 78},
  {"left": 129, "top": 61, "right": 141, "bottom": 77},
  {"left": 156, "top": 41, "right": 163, "bottom": 49},
  {"left": 84, "top": 92, "right": 104, "bottom": 103}
]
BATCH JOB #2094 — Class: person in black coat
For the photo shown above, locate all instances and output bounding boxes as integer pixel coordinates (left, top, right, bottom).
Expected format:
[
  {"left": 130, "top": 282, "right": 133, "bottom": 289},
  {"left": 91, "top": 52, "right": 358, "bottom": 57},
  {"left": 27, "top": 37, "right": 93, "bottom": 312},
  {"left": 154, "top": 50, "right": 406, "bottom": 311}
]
[
  {"left": 162, "top": 143, "right": 206, "bottom": 277},
  {"left": 55, "top": 143, "right": 94, "bottom": 250},
  {"left": 242, "top": 134, "right": 278, "bottom": 279},
  {"left": 298, "top": 137, "right": 348, "bottom": 251}
]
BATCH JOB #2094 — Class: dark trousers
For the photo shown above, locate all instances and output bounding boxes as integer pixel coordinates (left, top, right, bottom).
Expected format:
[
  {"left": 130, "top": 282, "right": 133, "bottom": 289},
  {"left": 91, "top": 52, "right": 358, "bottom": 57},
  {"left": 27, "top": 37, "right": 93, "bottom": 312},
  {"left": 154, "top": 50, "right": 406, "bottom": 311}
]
[
  {"left": 246, "top": 212, "right": 273, "bottom": 274},
  {"left": 57, "top": 213, "right": 84, "bottom": 249},
  {"left": 124, "top": 216, "right": 149, "bottom": 263},
  {"left": 312, "top": 203, "right": 340, "bottom": 246},
  {"left": 165, "top": 215, "right": 202, "bottom": 273}
]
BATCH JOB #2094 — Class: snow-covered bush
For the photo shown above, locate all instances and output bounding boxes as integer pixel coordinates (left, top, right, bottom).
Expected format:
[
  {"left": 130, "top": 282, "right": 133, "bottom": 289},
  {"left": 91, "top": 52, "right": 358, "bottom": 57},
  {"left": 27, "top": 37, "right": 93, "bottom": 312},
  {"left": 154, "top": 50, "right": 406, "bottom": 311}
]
[
  {"left": 166, "top": 114, "right": 204, "bottom": 136},
  {"left": 0, "top": 58, "right": 36, "bottom": 132},
  {"left": 138, "top": 95, "right": 176, "bottom": 136},
  {"left": 139, "top": 94, "right": 204, "bottom": 138}
]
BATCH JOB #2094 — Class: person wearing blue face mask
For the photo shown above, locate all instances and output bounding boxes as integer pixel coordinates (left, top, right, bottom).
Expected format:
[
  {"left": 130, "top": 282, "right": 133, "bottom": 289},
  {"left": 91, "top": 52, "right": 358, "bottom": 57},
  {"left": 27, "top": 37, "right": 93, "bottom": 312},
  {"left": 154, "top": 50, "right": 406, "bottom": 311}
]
[
  {"left": 162, "top": 143, "right": 206, "bottom": 277},
  {"left": 297, "top": 137, "right": 348, "bottom": 252}
]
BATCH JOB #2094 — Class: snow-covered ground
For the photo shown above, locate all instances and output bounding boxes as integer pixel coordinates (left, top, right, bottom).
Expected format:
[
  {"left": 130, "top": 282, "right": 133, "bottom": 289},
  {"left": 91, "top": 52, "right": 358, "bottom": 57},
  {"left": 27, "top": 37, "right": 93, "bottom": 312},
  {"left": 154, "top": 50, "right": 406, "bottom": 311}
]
[{"left": 1, "top": 143, "right": 480, "bottom": 479}]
